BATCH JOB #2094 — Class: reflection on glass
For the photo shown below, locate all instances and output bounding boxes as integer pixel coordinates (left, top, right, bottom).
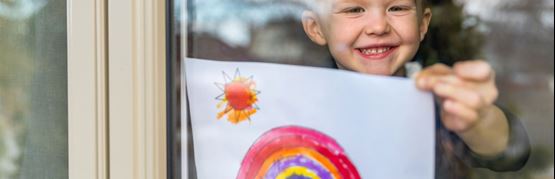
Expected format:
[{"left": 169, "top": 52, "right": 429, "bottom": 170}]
[
  {"left": 177, "top": 0, "right": 554, "bottom": 178},
  {"left": 186, "top": 0, "right": 334, "bottom": 67},
  {"left": 460, "top": 0, "right": 554, "bottom": 178},
  {"left": 0, "top": 0, "right": 67, "bottom": 178}
]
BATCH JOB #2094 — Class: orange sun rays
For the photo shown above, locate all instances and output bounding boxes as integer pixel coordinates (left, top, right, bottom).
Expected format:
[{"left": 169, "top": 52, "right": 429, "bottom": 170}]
[{"left": 215, "top": 69, "right": 260, "bottom": 124}]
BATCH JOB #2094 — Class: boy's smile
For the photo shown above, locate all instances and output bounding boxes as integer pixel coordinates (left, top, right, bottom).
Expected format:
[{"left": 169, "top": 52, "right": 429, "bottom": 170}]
[
  {"left": 356, "top": 45, "right": 397, "bottom": 59},
  {"left": 302, "top": 0, "right": 431, "bottom": 76}
]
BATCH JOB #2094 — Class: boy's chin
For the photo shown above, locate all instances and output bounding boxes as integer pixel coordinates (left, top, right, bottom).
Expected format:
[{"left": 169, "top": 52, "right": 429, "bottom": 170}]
[
  {"left": 359, "top": 65, "right": 396, "bottom": 76},
  {"left": 337, "top": 62, "right": 395, "bottom": 76},
  {"left": 363, "top": 70, "right": 393, "bottom": 76},
  {"left": 355, "top": 66, "right": 393, "bottom": 76}
]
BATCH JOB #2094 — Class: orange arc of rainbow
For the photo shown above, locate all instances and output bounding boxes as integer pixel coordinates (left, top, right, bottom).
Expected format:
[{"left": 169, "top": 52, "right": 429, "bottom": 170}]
[{"left": 255, "top": 147, "right": 341, "bottom": 179}]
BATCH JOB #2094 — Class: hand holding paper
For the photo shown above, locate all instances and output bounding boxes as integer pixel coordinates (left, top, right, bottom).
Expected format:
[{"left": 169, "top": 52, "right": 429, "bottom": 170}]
[{"left": 415, "top": 60, "right": 509, "bottom": 157}]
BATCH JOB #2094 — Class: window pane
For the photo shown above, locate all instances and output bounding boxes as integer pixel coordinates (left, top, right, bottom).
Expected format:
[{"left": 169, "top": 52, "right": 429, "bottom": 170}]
[
  {"left": 0, "top": 0, "right": 68, "bottom": 178},
  {"left": 459, "top": 0, "right": 554, "bottom": 178},
  {"left": 170, "top": 0, "right": 554, "bottom": 178},
  {"left": 184, "top": 0, "right": 333, "bottom": 67}
]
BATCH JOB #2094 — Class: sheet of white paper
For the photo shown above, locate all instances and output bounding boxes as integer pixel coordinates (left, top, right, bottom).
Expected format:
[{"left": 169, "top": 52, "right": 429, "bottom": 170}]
[{"left": 184, "top": 58, "right": 435, "bottom": 179}]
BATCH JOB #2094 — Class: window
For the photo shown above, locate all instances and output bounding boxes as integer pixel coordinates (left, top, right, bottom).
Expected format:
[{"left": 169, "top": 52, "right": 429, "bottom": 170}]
[
  {"left": 169, "top": 0, "right": 553, "bottom": 178},
  {"left": 1, "top": 0, "right": 68, "bottom": 178}
]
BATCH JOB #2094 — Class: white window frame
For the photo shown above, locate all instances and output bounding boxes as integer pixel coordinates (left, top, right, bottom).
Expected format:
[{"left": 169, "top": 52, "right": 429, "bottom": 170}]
[
  {"left": 68, "top": 0, "right": 167, "bottom": 178},
  {"left": 68, "top": 0, "right": 108, "bottom": 178}
]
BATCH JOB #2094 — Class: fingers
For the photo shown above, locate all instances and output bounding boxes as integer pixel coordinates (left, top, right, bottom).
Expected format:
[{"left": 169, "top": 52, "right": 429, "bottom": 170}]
[
  {"left": 434, "top": 81, "right": 484, "bottom": 132},
  {"left": 441, "top": 99, "right": 480, "bottom": 132},
  {"left": 415, "top": 63, "right": 453, "bottom": 90},
  {"left": 421, "top": 63, "right": 452, "bottom": 75},
  {"left": 417, "top": 61, "right": 495, "bottom": 90},
  {"left": 454, "top": 60, "right": 494, "bottom": 82},
  {"left": 433, "top": 82, "right": 484, "bottom": 109},
  {"left": 414, "top": 61, "right": 498, "bottom": 133}
]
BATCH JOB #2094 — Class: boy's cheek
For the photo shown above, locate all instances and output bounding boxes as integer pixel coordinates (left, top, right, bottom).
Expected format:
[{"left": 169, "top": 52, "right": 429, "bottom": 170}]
[{"left": 390, "top": 18, "right": 423, "bottom": 41}]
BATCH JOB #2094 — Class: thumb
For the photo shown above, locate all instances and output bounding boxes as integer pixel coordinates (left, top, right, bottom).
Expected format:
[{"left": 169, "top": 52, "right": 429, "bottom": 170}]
[{"left": 454, "top": 60, "right": 493, "bottom": 81}]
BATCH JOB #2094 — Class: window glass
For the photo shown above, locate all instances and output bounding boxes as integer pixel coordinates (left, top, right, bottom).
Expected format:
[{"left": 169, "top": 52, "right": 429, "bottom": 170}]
[
  {"left": 170, "top": 0, "right": 554, "bottom": 178},
  {"left": 183, "top": 0, "right": 333, "bottom": 67},
  {"left": 0, "top": 0, "right": 68, "bottom": 178}
]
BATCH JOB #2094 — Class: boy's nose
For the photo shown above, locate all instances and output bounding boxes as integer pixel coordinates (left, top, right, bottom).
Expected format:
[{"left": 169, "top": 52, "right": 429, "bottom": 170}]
[{"left": 363, "top": 13, "right": 391, "bottom": 36}]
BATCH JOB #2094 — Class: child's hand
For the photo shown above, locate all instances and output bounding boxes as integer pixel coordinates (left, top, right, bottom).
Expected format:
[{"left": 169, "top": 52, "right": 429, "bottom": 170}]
[
  {"left": 415, "top": 60, "right": 510, "bottom": 156},
  {"left": 415, "top": 60, "right": 498, "bottom": 133}
]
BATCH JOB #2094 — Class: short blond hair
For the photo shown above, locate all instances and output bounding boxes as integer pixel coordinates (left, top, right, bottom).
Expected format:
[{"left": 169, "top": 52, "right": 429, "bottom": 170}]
[{"left": 300, "top": 0, "right": 428, "bottom": 17}]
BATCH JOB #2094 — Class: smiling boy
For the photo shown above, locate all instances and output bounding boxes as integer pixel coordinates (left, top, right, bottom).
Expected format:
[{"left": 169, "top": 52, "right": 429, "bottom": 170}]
[
  {"left": 300, "top": 0, "right": 530, "bottom": 177},
  {"left": 302, "top": 0, "right": 429, "bottom": 76}
]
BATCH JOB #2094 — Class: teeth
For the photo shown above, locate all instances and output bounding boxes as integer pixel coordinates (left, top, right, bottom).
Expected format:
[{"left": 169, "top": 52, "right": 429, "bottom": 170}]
[{"left": 361, "top": 47, "right": 390, "bottom": 55}]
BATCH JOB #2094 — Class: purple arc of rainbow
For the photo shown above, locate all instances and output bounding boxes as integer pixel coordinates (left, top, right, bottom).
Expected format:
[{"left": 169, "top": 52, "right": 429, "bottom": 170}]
[
  {"left": 265, "top": 155, "right": 333, "bottom": 179},
  {"left": 237, "top": 125, "right": 361, "bottom": 179}
]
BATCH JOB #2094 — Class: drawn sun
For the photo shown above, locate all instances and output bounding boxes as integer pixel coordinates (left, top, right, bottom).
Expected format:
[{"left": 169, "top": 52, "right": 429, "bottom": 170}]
[{"left": 215, "top": 69, "right": 260, "bottom": 124}]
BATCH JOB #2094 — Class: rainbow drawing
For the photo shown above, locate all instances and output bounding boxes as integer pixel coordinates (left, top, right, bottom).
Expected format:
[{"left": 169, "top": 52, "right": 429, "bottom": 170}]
[{"left": 237, "top": 126, "right": 361, "bottom": 179}]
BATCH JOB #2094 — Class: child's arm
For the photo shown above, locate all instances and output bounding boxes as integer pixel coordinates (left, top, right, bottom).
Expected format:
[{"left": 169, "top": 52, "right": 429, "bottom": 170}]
[{"left": 414, "top": 60, "right": 509, "bottom": 157}]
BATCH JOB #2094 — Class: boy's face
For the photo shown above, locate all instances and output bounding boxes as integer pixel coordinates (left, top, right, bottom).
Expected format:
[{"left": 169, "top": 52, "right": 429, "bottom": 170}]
[{"left": 302, "top": 0, "right": 431, "bottom": 75}]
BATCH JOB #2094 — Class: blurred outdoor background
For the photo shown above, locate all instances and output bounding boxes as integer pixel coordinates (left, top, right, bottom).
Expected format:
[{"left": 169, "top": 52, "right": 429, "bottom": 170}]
[
  {"left": 0, "top": 0, "right": 67, "bottom": 178},
  {"left": 178, "top": 0, "right": 554, "bottom": 178}
]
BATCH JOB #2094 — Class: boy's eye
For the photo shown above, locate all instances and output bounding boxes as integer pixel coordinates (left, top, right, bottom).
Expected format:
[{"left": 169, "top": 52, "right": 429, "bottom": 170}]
[
  {"left": 344, "top": 7, "right": 365, "bottom": 14},
  {"left": 387, "top": 5, "right": 414, "bottom": 15},
  {"left": 388, "top": 6, "right": 410, "bottom": 12}
]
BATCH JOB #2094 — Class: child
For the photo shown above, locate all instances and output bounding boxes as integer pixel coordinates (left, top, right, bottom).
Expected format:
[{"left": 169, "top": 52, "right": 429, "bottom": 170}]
[{"left": 299, "top": 0, "right": 530, "bottom": 178}]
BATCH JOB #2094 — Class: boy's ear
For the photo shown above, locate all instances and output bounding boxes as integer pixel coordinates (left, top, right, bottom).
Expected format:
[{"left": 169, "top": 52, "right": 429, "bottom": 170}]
[
  {"left": 419, "top": 8, "right": 432, "bottom": 41},
  {"left": 302, "top": 11, "right": 327, "bottom": 46}
]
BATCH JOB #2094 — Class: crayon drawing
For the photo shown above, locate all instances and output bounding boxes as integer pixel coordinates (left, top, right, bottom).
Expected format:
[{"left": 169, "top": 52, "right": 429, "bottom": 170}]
[
  {"left": 185, "top": 58, "right": 435, "bottom": 179},
  {"left": 237, "top": 126, "right": 360, "bottom": 179},
  {"left": 215, "top": 69, "right": 260, "bottom": 124}
]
